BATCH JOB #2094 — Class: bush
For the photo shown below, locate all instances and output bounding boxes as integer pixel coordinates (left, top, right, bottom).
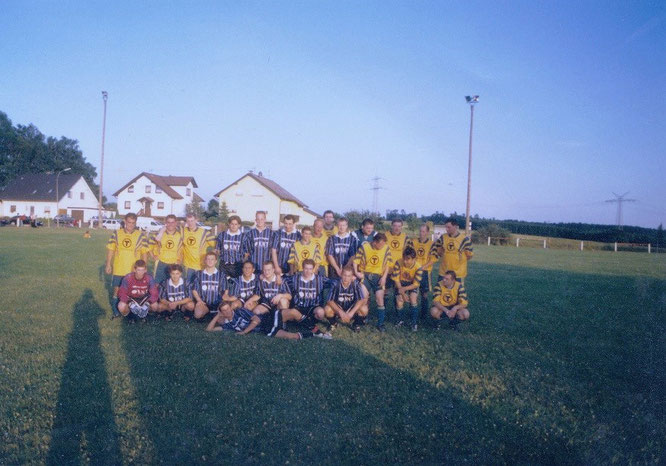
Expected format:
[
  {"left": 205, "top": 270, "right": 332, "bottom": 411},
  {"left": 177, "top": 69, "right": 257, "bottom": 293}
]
[{"left": 472, "top": 223, "right": 511, "bottom": 245}]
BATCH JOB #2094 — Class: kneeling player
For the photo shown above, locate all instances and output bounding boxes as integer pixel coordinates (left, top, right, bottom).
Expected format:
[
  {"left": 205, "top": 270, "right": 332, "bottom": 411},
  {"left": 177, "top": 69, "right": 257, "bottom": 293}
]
[
  {"left": 430, "top": 270, "right": 470, "bottom": 330},
  {"left": 117, "top": 260, "right": 159, "bottom": 320},
  {"left": 158, "top": 264, "right": 195, "bottom": 320},
  {"left": 206, "top": 305, "right": 261, "bottom": 335},
  {"left": 222, "top": 260, "right": 259, "bottom": 313},
  {"left": 325, "top": 266, "right": 368, "bottom": 332},
  {"left": 392, "top": 247, "right": 423, "bottom": 331},
  {"left": 192, "top": 252, "right": 228, "bottom": 320}
]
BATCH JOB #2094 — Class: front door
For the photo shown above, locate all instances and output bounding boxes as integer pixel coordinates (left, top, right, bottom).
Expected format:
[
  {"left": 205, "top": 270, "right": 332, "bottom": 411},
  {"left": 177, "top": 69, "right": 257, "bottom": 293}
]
[{"left": 144, "top": 201, "right": 152, "bottom": 217}]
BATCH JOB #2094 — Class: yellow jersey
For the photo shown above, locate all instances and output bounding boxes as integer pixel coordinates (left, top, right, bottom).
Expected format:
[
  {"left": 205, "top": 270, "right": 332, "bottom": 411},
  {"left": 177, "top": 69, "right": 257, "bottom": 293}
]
[
  {"left": 412, "top": 237, "right": 433, "bottom": 272},
  {"left": 310, "top": 233, "right": 329, "bottom": 266},
  {"left": 107, "top": 228, "right": 148, "bottom": 276},
  {"left": 323, "top": 225, "right": 338, "bottom": 239},
  {"left": 354, "top": 242, "right": 391, "bottom": 275},
  {"left": 152, "top": 230, "right": 183, "bottom": 265},
  {"left": 433, "top": 281, "right": 468, "bottom": 308},
  {"left": 430, "top": 233, "right": 473, "bottom": 279},
  {"left": 391, "top": 260, "right": 423, "bottom": 287},
  {"left": 288, "top": 241, "right": 322, "bottom": 272},
  {"left": 385, "top": 231, "right": 410, "bottom": 267},
  {"left": 182, "top": 226, "right": 215, "bottom": 270}
]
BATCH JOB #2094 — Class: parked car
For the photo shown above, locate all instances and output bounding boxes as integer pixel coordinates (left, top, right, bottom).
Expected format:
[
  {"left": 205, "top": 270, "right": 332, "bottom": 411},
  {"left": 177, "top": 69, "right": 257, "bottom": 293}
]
[
  {"left": 197, "top": 222, "right": 212, "bottom": 231},
  {"left": 102, "top": 219, "right": 122, "bottom": 230},
  {"left": 9, "top": 215, "right": 44, "bottom": 227},
  {"left": 137, "top": 216, "right": 164, "bottom": 232},
  {"left": 54, "top": 214, "right": 76, "bottom": 226}
]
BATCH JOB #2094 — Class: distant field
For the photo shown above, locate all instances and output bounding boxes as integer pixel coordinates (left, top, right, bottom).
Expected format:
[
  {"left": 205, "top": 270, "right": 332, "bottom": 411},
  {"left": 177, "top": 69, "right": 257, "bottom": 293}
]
[{"left": 1, "top": 228, "right": 664, "bottom": 464}]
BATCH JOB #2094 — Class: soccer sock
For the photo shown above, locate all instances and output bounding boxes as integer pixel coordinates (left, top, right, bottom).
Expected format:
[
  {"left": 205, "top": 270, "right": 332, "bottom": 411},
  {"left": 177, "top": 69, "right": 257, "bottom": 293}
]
[
  {"left": 420, "top": 297, "right": 429, "bottom": 317},
  {"left": 300, "top": 331, "right": 313, "bottom": 339},
  {"left": 410, "top": 306, "right": 419, "bottom": 326},
  {"left": 377, "top": 307, "right": 386, "bottom": 327},
  {"left": 353, "top": 315, "right": 364, "bottom": 326},
  {"left": 113, "top": 297, "right": 120, "bottom": 316}
]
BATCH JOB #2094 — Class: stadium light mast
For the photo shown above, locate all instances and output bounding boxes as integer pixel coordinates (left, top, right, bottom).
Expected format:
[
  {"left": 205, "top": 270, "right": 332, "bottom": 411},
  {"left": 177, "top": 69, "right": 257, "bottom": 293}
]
[
  {"left": 464, "top": 95, "right": 479, "bottom": 235},
  {"left": 98, "top": 91, "right": 108, "bottom": 228},
  {"left": 56, "top": 167, "right": 71, "bottom": 227}
]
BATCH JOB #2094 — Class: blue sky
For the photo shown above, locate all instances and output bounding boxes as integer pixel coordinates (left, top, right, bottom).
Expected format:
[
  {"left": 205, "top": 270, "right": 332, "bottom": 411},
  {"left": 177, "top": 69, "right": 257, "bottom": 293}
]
[{"left": 1, "top": 1, "right": 664, "bottom": 227}]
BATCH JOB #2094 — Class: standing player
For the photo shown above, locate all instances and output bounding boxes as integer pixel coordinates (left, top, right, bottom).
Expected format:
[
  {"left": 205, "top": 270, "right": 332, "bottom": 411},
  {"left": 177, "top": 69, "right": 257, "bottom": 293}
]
[
  {"left": 105, "top": 213, "right": 149, "bottom": 318},
  {"left": 322, "top": 210, "right": 338, "bottom": 239},
  {"left": 385, "top": 219, "right": 411, "bottom": 268},
  {"left": 117, "top": 260, "right": 160, "bottom": 320},
  {"left": 325, "top": 266, "right": 368, "bottom": 332},
  {"left": 158, "top": 264, "right": 195, "bottom": 320},
  {"left": 412, "top": 224, "right": 434, "bottom": 318},
  {"left": 181, "top": 213, "right": 215, "bottom": 284},
  {"left": 391, "top": 247, "right": 423, "bottom": 331},
  {"left": 242, "top": 211, "right": 273, "bottom": 274},
  {"left": 430, "top": 270, "right": 469, "bottom": 330},
  {"left": 288, "top": 226, "right": 321, "bottom": 274},
  {"left": 427, "top": 218, "right": 473, "bottom": 284},
  {"left": 151, "top": 214, "right": 183, "bottom": 283},
  {"left": 353, "top": 233, "right": 392, "bottom": 332},
  {"left": 222, "top": 260, "right": 259, "bottom": 313},
  {"left": 311, "top": 218, "right": 330, "bottom": 276},
  {"left": 215, "top": 215, "right": 245, "bottom": 279},
  {"left": 325, "top": 217, "right": 359, "bottom": 280},
  {"left": 352, "top": 218, "right": 377, "bottom": 246},
  {"left": 270, "top": 214, "right": 301, "bottom": 276},
  {"left": 191, "top": 252, "right": 227, "bottom": 320}
]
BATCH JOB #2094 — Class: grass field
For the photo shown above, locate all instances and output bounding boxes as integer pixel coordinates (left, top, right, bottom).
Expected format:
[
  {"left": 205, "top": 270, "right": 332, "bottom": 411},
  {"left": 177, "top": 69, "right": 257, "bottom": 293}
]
[{"left": 1, "top": 228, "right": 664, "bottom": 464}]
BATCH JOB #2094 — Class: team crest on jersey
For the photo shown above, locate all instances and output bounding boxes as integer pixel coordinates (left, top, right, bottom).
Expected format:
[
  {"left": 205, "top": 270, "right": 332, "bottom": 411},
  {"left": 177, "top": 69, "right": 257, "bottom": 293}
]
[
  {"left": 202, "top": 284, "right": 208, "bottom": 291},
  {"left": 187, "top": 237, "right": 196, "bottom": 246},
  {"left": 240, "top": 291, "right": 247, "bottom": 297},
  {"left": 280, "top": 241, "right": 285, "bottom": 248},
  {"left": 122, "top": 238, "right": 132, "bottom": 248},
  {"left": 301, "top": 250, "right": 310, "bottom": 258},
  {"left": 446, "top": 242, "right": 455, "bottom": 251},
  {"left": 402, "top": 272, "right": 411, "bottom": 281},
  {"left": 417, "top": 247, "right": 425, "bottom": 256},
  {"left": 335, "top": 247, "right": 340, "bottom": 253},
  {"left": 445, "top": 293, "right": 452, "bottom": 302},
  {"left": 223, "top": 244, "right": 229, "bottom": 250},
  {"left": 299, "top": 291, "right": 304, "bottom": 297},
  {"left": 370, "top": 255, "right": 379, "bottom": 265},
  {"left": 166, "top": 240, "right": 174, "bottom": 249},
  {"left": 169, "top": 297, "right": 175, "bottom": 301},
  {"left": 391, "top": 240, "right": 399, "bottom": 249}
]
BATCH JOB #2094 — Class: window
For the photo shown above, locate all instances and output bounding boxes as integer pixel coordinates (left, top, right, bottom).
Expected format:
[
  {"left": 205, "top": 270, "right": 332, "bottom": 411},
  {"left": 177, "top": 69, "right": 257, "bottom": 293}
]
[
  {"left": 45, "top": 207, "right": 51, "bottom": 215},
  {"left": 10, "top": 205, "right": 16, "bottom": 213},
  {"left": 124, "top": 201, "right": 131, "bottom": 209},
  {"left": 128, "top": 185, "right": 134, "bottom": 193},
  {"left": 157, "top": 202, "right": 164, "bottom": 209},
  {"left": 67, "top": 191, "right": 72, "bottom": 198},
  {"left": 155, "top": 186, "right": 162, "bottom": 193},
  {"left": 186, "top": 188, "right": 191, "bottom": 196},
  {"left": 80, "top": 192, "right": 85, "bottom": 200},
  {"left": 145, "top": 185, "right": 151, "bottom": 193}
]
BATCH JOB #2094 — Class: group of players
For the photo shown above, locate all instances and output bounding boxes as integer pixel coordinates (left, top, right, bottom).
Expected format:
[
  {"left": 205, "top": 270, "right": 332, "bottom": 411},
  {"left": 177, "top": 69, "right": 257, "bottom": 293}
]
[{"left": 105, "top": 209, "right": 473, "bottom": 340}]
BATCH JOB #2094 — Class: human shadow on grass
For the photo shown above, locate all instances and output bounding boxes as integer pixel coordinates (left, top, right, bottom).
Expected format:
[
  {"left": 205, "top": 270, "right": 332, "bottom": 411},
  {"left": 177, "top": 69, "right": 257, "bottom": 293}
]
[
  {"left": 46, "top": 289, "right": 122, "bottom": 465},
  {"left": 98, "top": 264, "right": 116, "bottom": 315},
  {"left": 118, "top": 320, "right": 579, "bottom": 464}
]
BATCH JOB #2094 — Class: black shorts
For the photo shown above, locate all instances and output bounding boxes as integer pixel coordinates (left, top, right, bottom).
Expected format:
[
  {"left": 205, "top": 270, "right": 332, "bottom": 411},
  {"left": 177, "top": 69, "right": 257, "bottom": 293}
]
[
  {"left": 261, "top": 309, "right": 283, "bottom": 337},
  {"left": 296, "top": 305, "right": 319, "bottom": 318},
  {"left": 399, "top": 281, "right": 419, "bottom": 295},
  {"left": 420, "top": 270, "right": 430, "bottom": 293},
  {"left": 220, "top": 262, "right": 243, "bottom": 279}
]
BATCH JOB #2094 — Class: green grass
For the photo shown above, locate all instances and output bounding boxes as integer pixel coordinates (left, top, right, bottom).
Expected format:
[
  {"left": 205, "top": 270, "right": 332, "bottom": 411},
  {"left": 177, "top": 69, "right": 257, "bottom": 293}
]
[{"left": 1, "top": 228, "right": 664, "bottom": 464}]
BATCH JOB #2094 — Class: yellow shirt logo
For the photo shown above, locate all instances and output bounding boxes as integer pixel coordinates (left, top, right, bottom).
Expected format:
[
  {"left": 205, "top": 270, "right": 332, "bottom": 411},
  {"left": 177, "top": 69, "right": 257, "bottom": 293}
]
[
  {"left": 446, "top": 241, "right": 455, "bottom": 251},
  {"left": 369, "top": 255, "right": 380, "bottom": 266},
  {"left": 165, "top": 239, "right": 174, "bottom": 249},
  {"left": 122, "top": 238, "right": 132, "bottom": 248},
  {"left": 301, "top": 250, "right": 310, "bottom": 259},
  {"left": 187, "top": 236, "right": 196, "bottom": 246}
]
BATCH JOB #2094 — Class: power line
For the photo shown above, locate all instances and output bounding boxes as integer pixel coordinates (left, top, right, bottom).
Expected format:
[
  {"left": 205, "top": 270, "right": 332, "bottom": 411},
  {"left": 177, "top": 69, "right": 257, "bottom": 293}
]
[
  {"left": 370, "top": 176, "right": 384, "bottom": 215},
  {"left": 605, "top": 192, "right": 636, "bottom": 229}
]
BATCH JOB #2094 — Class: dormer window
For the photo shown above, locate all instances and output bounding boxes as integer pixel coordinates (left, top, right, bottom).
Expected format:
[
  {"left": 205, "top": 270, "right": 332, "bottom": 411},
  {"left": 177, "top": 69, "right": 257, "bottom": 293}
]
[{"left": 128, "top": 185, "right": 134, "bottom": 193}]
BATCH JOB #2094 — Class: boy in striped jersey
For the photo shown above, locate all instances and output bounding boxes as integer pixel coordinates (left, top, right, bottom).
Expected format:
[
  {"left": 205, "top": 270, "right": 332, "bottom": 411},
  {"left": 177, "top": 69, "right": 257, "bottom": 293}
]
[
  {"left": 322, "top": 210, "right": 338, "bottom": 239},
  {"left": 206, "top": 306, "right": 261, "bottom": 334},
  {"left": 151, "top": 214, "right": 183, "bottom": 283},
  {"left": 430, "top": 270, "right": 469, "bottom": 330},
  {"left": 353, "top": 233, "right": 392, "bottom": 332},
  {"left": 391, "top": 247, "right": 423, "bottom": 332},
  {"left": 270, "top": 214, "right": 301, "bottom": 276},
  {"left": 412, "top": 224, "right": 434, "bottom": 318},
  {"left": 325, "top": 217, "right": 359, "bottom": 280},
  {"left": 352, "top": 218, "right": 377, "bottom": 246},
  {"left": 158, "top": 264, "right": 195, "bottom": 320},
  {"left": 180, "top": 213, "right": 216, "bottom": 283},
  {"left": 288, "top": 226, "right": 321, "bottom": 274},
  {"left": 191, "top": 252, "right": 228, "bottom": 320},
  {"left": 215, "top": 215, "right": 245, "bottom": 279},
  {"left": 325, "top": 266, "right": 368, "bottom": 332},
  {"left": 222, "top": 260, "right": 259, "bottom": 313},
  {"left": 117, "top": 260, "right": 160, "bottom": 320},
  {"left": 427, "top": 218, "right": 473, "bottom": 284},
  {"left": 105, "top": 213, "right": 149, "bottom": 318},
  {"left": 311, "top": 218, "right": 330, "bottom": 276},
  {"left": 241, "top": 211, "right": 273, "bottom": 273}
]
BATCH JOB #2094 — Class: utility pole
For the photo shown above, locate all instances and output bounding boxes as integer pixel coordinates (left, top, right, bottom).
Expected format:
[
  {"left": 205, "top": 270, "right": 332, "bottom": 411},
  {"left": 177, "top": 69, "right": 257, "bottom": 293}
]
[
  {"left": 465, "top": 95, "right": 479, "bottom": 235},
  {"left": 605, "top": 192, "right": 636, "bottom": 229},
  {"left": 98, "top": 91, "right": 108, "bottom": 228},
  {"left": 370, "top": 176, "right": 384, "bottom": 215}
]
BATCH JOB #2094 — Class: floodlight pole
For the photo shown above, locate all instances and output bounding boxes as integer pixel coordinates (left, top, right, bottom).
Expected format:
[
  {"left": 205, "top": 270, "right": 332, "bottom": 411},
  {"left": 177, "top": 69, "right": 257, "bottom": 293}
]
[
  {"left": 56, "top": 167, "right": 71, "bottom": 227},
  {"left": 465, "top": 96, "right": 478, "bottom": 236},
  {"left": 98, "top": 91, "right": 108, "bottom": 228}
]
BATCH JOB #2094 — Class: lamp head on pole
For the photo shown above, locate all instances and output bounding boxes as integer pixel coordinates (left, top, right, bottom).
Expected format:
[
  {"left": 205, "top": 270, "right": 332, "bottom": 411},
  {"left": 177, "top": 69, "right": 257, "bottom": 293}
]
[
  {"left": 465, "top": 95, "right": 479, "bottom": 105},
  {"left": 102, "top": 91, "right": 108, "bottom": 101}
]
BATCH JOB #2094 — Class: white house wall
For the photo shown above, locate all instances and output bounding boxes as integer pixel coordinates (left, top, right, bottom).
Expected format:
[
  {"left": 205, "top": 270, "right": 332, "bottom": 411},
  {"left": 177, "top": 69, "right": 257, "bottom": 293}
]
[
  {"left": 218, "top": 177, "right": 281, "bottom": 225},
  {"left": 116, "top": 176, "right": 197, "bottom": 218}
]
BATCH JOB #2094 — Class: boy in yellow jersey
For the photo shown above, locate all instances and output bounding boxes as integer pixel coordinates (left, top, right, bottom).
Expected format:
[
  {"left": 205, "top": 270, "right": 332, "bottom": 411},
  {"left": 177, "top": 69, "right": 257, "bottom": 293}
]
[
  {"left": 105, "top": 213, "right": 149, "bottom": 318},
  {"left": 288, "top": 226, "right": 322, "bottom": 274},
  {"left": 322, "top": 210, "right": 338, "bottom": 239},
  {"left": 385, "top": 218, "right": 411, "bottom": 312},
  {"left": 391, "top": 247, "right": 423, "bottom": 332},
  {"left": 412, "top": 224, "right": 434, "bottom": 318},
  {"left": 431, "top": 270, "right": 469, "bottom": 331},
  {"left": 311, "top": 218, "right": 330, "bottom": 276},
  {"left": 427, "top": 218, "right": 473, "bottom": 283},
  {"left": 151, "top": 214, "right": 183, "bottom": 283},
  {"left": 353, "top": 233, "right": 392, "bottom": 332},
  {"left": 180, "top": 213, "right": 215, "bottom": 283}
]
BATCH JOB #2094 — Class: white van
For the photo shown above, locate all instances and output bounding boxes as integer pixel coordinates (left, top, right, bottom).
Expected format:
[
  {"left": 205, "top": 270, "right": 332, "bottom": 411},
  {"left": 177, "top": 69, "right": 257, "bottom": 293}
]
[
  {"left": 137, "top": 217, "right": 164, "bottom": 232},
  {"left": 102, "top": 219, "right": 122, "bottom": 230}
]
